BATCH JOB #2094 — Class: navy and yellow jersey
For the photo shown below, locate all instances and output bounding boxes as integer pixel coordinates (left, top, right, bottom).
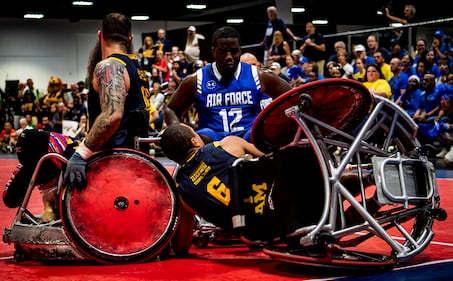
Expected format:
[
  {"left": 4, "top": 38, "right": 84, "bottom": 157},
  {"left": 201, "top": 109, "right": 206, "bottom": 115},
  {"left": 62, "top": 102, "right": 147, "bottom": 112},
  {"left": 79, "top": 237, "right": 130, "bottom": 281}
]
[
  {"left": 195, "top": 62, "right": 263, "bottom": 141},
  {"left": 175, "top": 141, "right": 237, "bottom": 230},
  {"left": 102, "top": 53, "right": 151, "bottom": 151}
]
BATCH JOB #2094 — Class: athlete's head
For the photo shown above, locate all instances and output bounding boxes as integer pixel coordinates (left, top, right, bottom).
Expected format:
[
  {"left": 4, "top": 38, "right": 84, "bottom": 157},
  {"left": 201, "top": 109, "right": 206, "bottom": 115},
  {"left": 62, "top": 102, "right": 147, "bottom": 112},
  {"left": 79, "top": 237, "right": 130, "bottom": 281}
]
[
  {"left": 99, "top": 12, "right": 133, "bottom": 53},
  {"left": 211, "top": 26, "right": 241, "bottom": 82},
  {"left": 160, "top": 123, "right": 205, "bottom": 164}
]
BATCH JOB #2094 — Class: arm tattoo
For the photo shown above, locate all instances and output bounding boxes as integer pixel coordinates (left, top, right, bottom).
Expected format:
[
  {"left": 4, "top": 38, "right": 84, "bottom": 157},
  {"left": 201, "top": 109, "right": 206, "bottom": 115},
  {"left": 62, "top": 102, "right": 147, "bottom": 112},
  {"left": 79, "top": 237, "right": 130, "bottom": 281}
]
[{"left": 85, "top": 59, "right": 127, "bottom": 151}]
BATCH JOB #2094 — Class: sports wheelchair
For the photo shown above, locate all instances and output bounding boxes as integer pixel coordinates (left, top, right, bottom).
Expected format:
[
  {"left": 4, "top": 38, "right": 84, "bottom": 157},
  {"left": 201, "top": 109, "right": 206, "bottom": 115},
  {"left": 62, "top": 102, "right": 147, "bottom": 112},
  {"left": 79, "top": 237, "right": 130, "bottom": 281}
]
[{"left": 2, "top": 79, "right": 446, "bottom": 269}]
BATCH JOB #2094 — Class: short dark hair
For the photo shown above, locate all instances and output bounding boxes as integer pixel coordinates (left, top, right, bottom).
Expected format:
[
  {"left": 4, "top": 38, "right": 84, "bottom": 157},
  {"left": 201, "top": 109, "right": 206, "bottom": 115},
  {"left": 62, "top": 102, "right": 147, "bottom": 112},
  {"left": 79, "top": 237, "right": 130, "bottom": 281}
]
[
  {"left": 212, "top": 26, "right": 241, "bottom": 47},
  {"left": 160, "top": 123, "right": 195, "bottom": 164}
]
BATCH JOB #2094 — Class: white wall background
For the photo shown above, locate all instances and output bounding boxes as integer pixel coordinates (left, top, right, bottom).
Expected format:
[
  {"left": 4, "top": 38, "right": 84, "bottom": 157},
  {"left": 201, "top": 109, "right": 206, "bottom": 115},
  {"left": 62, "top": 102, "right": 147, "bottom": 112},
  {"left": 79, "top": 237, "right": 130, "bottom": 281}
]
[{"left": 0, "top": 18, "right": 211, "bottom": 93}]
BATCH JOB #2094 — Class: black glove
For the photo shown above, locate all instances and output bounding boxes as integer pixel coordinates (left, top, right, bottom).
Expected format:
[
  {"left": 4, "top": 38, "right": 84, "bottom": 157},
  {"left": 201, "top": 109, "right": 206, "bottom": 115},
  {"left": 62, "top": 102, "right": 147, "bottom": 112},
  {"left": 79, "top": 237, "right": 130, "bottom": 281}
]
[{"left": 63, "top": 152, "right": 88, "bottom": 191}]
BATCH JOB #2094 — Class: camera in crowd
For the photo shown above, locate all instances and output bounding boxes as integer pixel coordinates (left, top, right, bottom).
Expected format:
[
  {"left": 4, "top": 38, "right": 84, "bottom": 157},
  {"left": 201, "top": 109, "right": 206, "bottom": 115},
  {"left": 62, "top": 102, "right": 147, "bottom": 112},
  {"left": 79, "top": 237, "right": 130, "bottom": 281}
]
[{"left": 379, "top": 0, "right": 393, "bottom": 15}]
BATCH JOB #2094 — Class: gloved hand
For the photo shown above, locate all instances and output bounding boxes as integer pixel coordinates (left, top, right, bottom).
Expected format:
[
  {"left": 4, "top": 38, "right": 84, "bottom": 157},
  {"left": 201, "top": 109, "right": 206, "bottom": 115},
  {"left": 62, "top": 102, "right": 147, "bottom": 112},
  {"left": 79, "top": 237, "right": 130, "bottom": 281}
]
[{"left": 63, "top": 152, "right": 88, "bottom": 191}]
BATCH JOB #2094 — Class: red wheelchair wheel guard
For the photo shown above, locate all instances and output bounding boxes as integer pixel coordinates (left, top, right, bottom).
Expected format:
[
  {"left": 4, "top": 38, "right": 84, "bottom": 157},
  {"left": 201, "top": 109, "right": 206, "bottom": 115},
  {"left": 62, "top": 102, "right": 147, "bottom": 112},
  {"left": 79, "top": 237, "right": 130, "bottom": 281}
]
[
  {"left": 252, "top": 78, "right": 373, "bottom": 152},
  {"left": 61, "top": 149, "right": 179, "bottom": 264}
]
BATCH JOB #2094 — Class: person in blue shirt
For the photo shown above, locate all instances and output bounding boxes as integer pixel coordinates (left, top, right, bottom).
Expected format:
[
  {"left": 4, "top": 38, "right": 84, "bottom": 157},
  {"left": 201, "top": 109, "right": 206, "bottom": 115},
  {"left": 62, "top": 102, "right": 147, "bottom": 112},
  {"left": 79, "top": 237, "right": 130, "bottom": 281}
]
[{"left": 165, "top": 26, "right": 291, "bottom": 143}]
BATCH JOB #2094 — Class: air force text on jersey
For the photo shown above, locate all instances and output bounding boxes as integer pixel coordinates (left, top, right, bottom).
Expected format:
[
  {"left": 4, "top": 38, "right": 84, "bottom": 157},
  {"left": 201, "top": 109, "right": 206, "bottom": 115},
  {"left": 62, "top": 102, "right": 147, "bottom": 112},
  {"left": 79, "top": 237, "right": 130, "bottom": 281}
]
[{"left": 205, "top": 91, "right": 254, "bottom": 107}]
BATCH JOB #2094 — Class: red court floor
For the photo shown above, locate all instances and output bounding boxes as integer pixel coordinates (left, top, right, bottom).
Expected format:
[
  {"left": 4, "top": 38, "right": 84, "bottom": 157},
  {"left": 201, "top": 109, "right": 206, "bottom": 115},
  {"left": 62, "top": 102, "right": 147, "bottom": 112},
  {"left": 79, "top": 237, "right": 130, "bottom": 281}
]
[{"left": 1, "top": 157, "right": 453, "bottom": 281}]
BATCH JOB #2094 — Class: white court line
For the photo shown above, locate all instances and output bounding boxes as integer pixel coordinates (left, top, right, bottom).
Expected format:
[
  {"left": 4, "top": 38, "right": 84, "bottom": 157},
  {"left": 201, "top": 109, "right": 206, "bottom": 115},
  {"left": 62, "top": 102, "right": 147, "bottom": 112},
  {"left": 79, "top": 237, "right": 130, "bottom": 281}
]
[{"left": 0, "top": 256, "right": 13, "bottom": 260}]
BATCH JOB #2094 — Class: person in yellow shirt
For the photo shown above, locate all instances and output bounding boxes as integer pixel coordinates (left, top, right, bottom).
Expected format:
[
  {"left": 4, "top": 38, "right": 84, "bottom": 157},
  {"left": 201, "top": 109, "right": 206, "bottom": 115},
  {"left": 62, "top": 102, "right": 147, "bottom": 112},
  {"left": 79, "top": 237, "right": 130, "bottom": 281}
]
[
  {"left": 373, "top": 51, "right": 394, "bottom": 81},
  {"left": 352, "top": 57, "right": 366, "bottom": 82},
  {"left": 362, "top": 64, "right": 392, "bottom": 99}
]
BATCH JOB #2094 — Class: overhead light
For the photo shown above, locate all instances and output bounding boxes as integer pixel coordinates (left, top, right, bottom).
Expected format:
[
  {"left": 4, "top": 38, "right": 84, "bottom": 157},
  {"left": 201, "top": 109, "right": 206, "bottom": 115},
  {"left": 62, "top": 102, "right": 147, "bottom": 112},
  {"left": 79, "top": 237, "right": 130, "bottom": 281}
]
[
  {"left": 24, "top": 13, "right": 44, "bottom": 19},
  {"left": 312, "top": 19, "right": 328, "bottom": 25},
  {"left": 187, "top": 4, "right": 207, "bottom": 10},
  {"left": 291, "top": 7, "right": 305, "bottom": 13},
  {"left": 226, "top": 18, "right": 244, "bottom": 24},
  {"left": 72, "top": 1, "right": 94, "bottom": 6},
  {"left": 131, "top": 15, "right": 150, "bottom": 21}
]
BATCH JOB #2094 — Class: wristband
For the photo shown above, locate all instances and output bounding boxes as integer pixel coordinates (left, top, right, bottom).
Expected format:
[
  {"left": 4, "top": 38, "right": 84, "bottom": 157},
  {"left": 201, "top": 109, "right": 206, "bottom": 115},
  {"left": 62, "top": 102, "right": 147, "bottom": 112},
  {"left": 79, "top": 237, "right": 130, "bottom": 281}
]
[{"left": 76, "top": 140, "right": 94, "bottom": 160}]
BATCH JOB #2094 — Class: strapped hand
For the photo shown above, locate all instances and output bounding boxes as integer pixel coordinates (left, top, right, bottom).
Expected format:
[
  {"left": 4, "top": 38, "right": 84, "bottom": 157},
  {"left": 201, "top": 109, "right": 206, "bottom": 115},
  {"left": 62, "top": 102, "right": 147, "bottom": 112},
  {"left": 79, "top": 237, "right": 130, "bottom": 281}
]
[{"left": 63, "top": 152, "right": 88, "bottom": 191}]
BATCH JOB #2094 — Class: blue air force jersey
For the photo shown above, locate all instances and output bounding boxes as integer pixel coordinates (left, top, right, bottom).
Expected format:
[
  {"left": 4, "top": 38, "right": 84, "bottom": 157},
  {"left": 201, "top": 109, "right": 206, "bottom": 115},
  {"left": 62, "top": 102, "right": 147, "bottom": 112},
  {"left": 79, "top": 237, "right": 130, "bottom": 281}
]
[{"left": 195, "top": 62, "right": 263, "bottom": 139}]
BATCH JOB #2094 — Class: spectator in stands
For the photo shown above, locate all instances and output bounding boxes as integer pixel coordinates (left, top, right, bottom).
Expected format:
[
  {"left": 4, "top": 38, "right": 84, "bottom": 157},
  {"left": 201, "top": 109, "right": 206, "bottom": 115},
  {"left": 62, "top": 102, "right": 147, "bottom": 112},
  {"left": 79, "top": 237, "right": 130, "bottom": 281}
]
[
  {"left": 432, "top": 30, "right": 451, "bottom": 62},
  {"left": 150, "top": 81, "right": 166, "bottom": 133},
  {"left": 389, "top": 57, "right": 409, "bottom": 104},
  {"left": 373, "top": 50, "right": 394, "bottom": 81},
  {"left": 16, "top": 117, "right": 33, "bottom": 136},
  {"left": 413, "top": 73, "right": 440, "bottom": 124},
  {"left": 413, "top": 38, "right": 428, "bottom": 69},
  {"left": 155, "top": 28, "right": 173, "bottom": 54},
  {"left": 352, "top": 44, "right": 374, "bottom": 75},
  {"left": 307, "top": 64, "right": 324, "bottom": 82},
  {"left": 267, "top": 30, "right": 291, "bottom": 68},
  {"left": 260, "top": 5, "right": 299, "bottom": 67},
  {"left": 401, "top": 53, "right": 416, "bottom": 76},
  {"left": 21, "top": 78, "right": 44, "bottom": 104},
  {"left": 39, "top": 114, "right": 54, "bottom": 132},
  {"left": 436, "top": 58, "right": 451, "bottom": 85},
  {"left": 362, "top": 63, "right": 392, "bottom": 99},
  {"left": 170, "top": 56, "right": 186, "bottom": 85},
  {"left": 425, "top": 48, "right": 441, "bottom": 78},
  {"left": 352, "top": 58, "right": 366, "bottom": 82},
  {"left": 270, "top": 62, "right": 290, "bottom": 83},
  {"left": 337, "top": 49, "right": 354, "bottom": 79},
  {"left": 136, "top": 35, "right": 156, "bottom": 73},
  {"left": 1, "top": 121, "right": 17, "bottom": 153},
  {"left": 389, "top": 38, "right": 409, "bottom": 59},
  {"left": 399, "top": 75, "right": 423, "bottom": 118},
  {"left": 184, "top": 26, "right": 206, "bottom": 66},
  {"left": 152, "top": 50, "right": 171, "bottom": 83},
  {"left": 299, "top": 21, "right": 326, "bottom": 76},
  {"left": 384, "top": 4, "right": 417, "bottom": 50},
  {"left": 327, "top": 40, "right": 347, "bottom": 64},
  {"left": 413, "top": 58, "right": 430, "bottom": 83},
  {"left": 366, "top": 34, "right": 391, "bottom": 63}
]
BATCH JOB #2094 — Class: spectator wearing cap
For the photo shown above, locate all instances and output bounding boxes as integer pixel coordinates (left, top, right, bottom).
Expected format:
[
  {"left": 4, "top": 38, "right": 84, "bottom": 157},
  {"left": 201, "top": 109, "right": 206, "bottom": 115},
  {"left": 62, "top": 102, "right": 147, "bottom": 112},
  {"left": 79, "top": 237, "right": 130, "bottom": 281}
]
[
  {"left": 298, "top": 56, "right": 311, "bottom": 79},
  {"left": 270, "top": 62, "right": 290, "bottom": 83},
  {"left": 352, "top": 44, "right": 374, "bottom": 75},
  {"left": 432, "top": 29, "right": 451, "bottom": 63},
  {"left": 399, "top": 74, "right": 423, "bottom": 118},
  {"left": 184, "top": 25, "right": 206, "bottom": 66},
  {"left": 390, "top": 38, "right": 409, "bottom": 59}
]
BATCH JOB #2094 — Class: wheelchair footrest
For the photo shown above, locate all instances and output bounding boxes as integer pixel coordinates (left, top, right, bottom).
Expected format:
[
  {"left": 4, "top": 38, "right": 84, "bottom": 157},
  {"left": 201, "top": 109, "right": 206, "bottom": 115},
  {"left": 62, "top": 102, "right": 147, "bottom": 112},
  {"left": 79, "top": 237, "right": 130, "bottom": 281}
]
[
  {"left": 372, "top": 155, "right": 436, "bottom": 205},
  {"left": 263, "top": 244, "right": 396, "bottom": 269}
]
